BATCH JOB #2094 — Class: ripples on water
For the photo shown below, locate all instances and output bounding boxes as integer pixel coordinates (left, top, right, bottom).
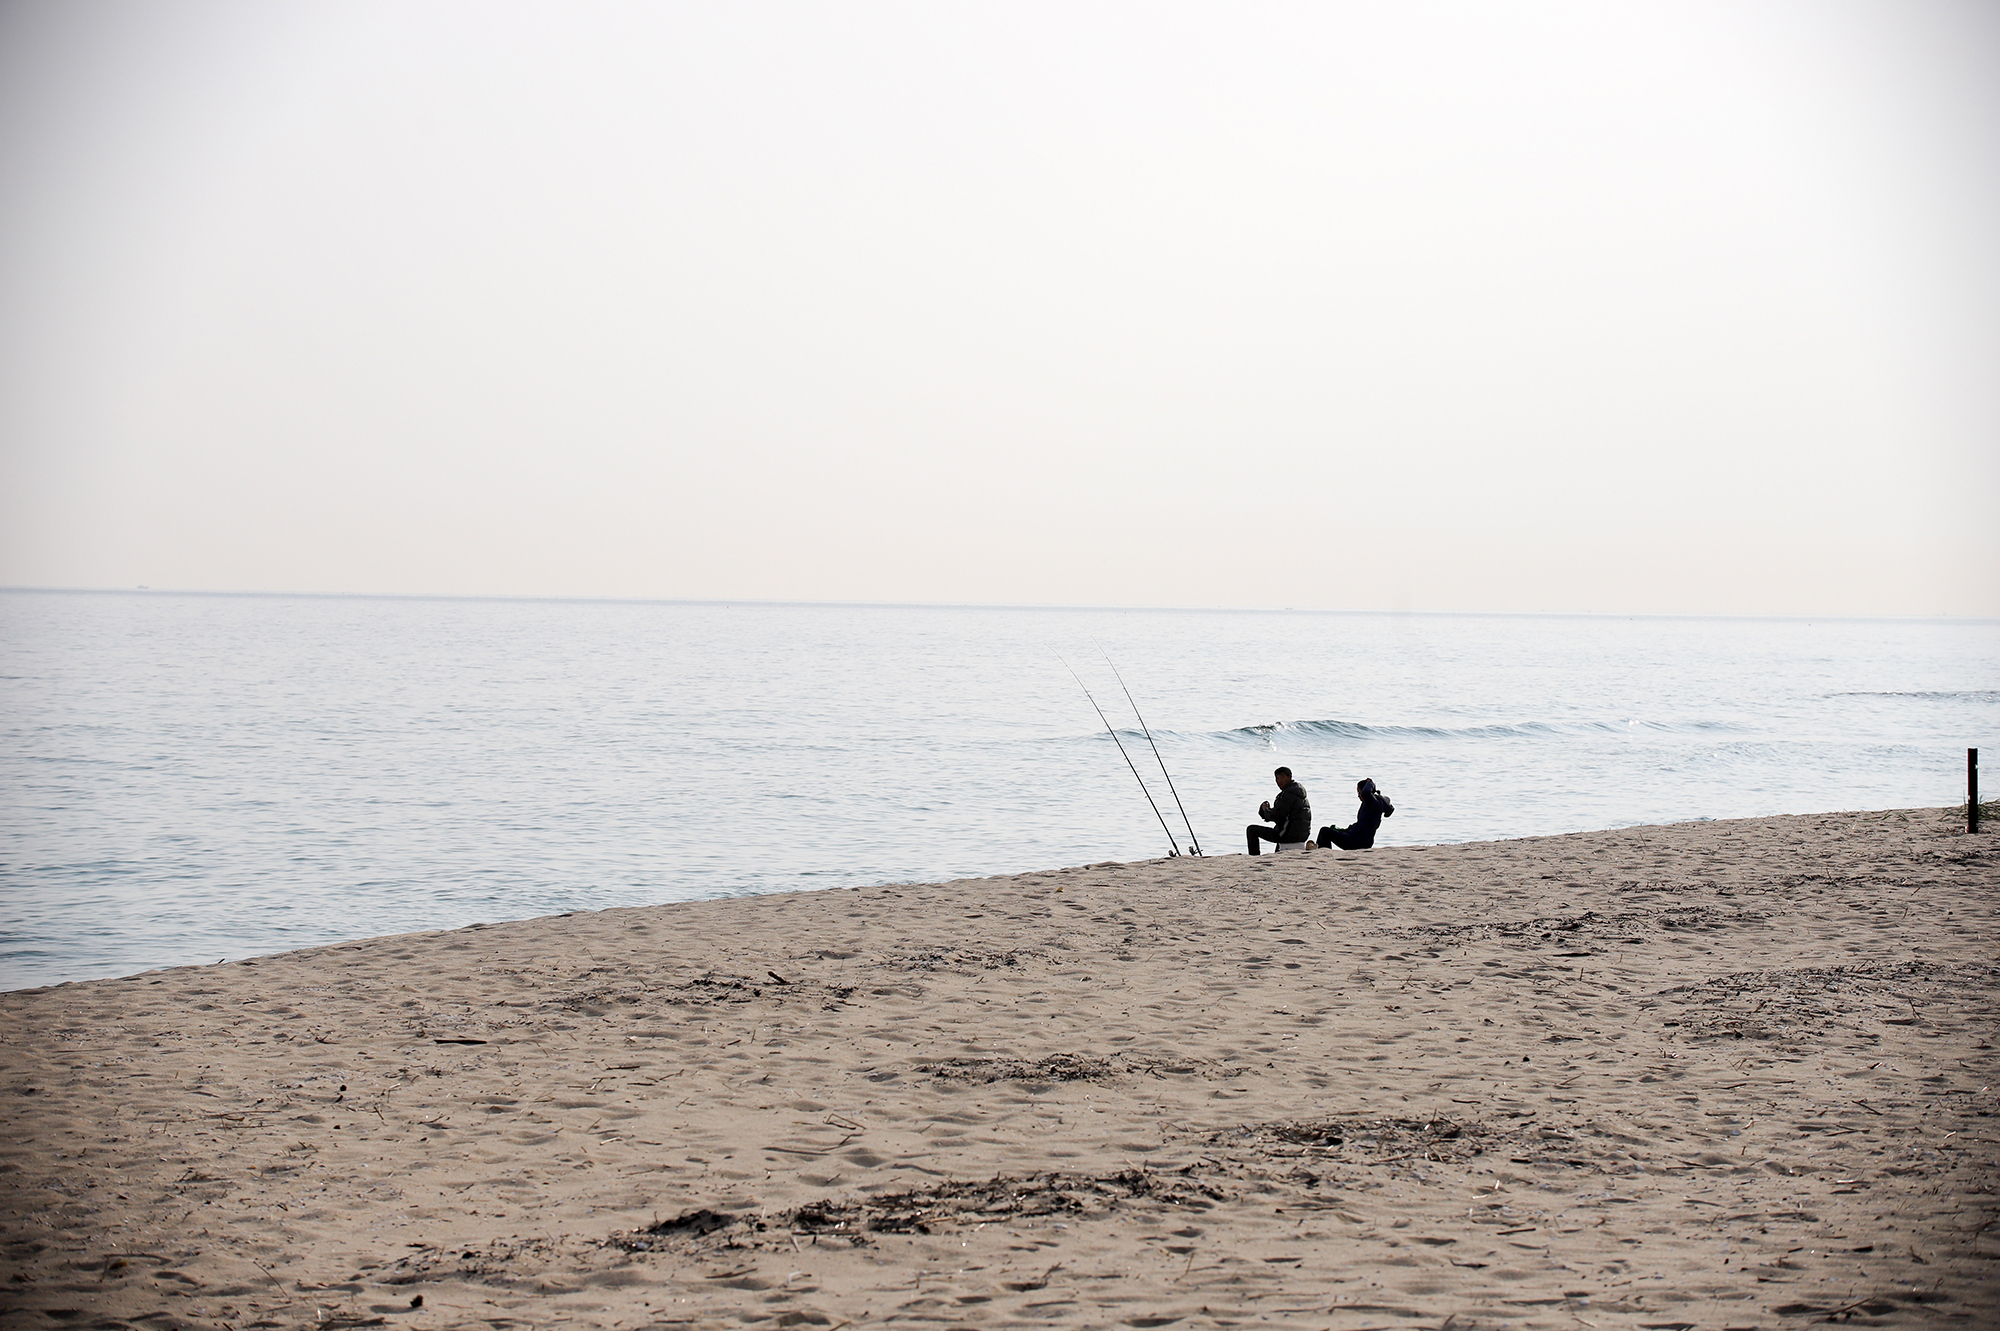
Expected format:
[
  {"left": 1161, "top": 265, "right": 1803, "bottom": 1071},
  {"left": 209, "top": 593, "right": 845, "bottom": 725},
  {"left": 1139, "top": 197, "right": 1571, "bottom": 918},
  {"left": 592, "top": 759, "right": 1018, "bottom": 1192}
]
[{"left": 2, "top": 590, "right": 1994, "bottom": 989}]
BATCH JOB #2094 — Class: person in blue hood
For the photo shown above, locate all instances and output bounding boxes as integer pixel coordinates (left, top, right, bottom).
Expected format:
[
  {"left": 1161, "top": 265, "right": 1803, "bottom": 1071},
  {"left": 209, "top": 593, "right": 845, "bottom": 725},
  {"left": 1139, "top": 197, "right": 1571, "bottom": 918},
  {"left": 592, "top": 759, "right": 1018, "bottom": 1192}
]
[{"left": 1315, "top": 778, "right": 1395, "bottom": 850}]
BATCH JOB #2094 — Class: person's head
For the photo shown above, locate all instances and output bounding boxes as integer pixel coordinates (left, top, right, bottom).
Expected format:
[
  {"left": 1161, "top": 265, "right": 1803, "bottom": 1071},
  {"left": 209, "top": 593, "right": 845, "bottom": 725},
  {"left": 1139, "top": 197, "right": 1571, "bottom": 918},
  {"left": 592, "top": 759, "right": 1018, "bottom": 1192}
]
[
  {"left": 1358, "top": 778, "right": 1376, "bottom": 797},
  {"left": 1274, "top": 766, "right": 1293, "bottom": 788}
]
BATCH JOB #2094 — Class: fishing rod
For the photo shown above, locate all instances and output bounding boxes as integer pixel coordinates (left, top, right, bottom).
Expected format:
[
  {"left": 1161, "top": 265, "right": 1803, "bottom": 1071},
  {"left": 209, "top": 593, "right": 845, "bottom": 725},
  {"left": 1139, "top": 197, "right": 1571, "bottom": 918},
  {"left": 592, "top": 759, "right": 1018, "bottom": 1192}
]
[
  {"left": 1056, "top": 652, "right": 1182, "bottom": 858},
  {"left": 1099, "top": 649, "right": 1203, "bottom": 856}
]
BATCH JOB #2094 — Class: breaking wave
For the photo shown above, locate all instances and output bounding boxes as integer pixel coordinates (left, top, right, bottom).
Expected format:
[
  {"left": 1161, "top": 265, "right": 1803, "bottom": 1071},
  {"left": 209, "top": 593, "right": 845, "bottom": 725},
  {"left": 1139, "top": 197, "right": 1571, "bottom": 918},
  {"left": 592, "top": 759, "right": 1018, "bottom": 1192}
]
[
  {"left": 1205, "top": 716, "right": 1744, "bottom": 745},
  {"left": 1829, "top": 690, "right": 2000, "bottom": 702},
  {"left": 1079, "top": 716, "right": 1748, "bottom": 746}
]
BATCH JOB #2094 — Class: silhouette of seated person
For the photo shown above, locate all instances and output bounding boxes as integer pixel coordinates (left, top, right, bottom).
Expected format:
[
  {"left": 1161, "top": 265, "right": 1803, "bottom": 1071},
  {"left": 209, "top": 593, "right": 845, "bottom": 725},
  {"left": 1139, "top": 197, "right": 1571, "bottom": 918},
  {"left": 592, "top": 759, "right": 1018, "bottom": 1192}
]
[
  {"left": 1316, "top": 778, "right": 1395, "bottom": 850},
  {"left": 1246, "top": 767, "right": 1311, "bottom": 855}
]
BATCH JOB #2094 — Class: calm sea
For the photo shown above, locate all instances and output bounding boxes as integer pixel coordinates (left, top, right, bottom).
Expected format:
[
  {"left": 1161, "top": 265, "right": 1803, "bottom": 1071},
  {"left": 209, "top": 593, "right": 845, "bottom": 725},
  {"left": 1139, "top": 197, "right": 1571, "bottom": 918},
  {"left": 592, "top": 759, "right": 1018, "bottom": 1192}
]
[{"left": 3, "top": 590, "right": 1995, "bottom": 990}]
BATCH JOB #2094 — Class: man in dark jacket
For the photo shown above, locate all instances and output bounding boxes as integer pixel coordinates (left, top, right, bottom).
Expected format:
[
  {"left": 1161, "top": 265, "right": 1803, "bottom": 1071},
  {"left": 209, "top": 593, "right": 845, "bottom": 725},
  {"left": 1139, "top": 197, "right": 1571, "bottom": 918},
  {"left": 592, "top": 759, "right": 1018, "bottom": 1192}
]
[
  {"left": 1246, "top": 767, "right": 1312, "bottom": 854},
  {"left": 1316, "top": 778, "right": 1395, "bottom": 850}
]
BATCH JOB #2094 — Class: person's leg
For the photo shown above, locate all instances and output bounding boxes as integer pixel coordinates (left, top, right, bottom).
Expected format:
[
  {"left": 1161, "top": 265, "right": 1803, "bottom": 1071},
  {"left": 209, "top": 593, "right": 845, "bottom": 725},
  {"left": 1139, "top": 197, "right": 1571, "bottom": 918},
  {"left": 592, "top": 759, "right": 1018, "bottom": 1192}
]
[
  {"left": 1315, "top": 825, "right": 1334, "bottom": 849},
  {"left": 1327, "top": 825, "right": 1366, "bottom": 851},
  {"left": 1246, "top": 824, "right": 1282, "bottom": 855}
]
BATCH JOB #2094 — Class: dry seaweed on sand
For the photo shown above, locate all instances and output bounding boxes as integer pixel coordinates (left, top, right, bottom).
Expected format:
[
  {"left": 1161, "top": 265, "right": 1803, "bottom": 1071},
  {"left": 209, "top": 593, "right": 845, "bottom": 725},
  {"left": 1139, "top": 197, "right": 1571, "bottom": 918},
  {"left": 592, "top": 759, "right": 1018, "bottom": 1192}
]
[
  {"left": 1194, "top": 1114, "right": 1512, "bottom": 1164},
  {"left": 914, "top": 1051, "right": 1231, "bottom": 1082},
  {"left": 914, "top": 1052, "right": 1114, "bottom": 1082},
  {"left": 888, "top": 946, "right": 1040, "bottom": 972},
  {"left": 1659, "top": 957, "right": 1997, "bottom": 1042},
  {"left": 612, "top": 1168, "right": 1229, "bottom": 1252},
  {"left": 1387, "top": 904, "right": 1766, "bottom": 945}
]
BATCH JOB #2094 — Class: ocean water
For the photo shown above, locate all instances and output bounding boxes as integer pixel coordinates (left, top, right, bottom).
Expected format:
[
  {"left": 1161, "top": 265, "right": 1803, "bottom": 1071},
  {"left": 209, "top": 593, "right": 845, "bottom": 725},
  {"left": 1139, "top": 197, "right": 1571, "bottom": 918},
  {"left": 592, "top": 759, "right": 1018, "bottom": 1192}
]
[{"left": 3, "top": 589, "right": 1995, "bottom": 991}]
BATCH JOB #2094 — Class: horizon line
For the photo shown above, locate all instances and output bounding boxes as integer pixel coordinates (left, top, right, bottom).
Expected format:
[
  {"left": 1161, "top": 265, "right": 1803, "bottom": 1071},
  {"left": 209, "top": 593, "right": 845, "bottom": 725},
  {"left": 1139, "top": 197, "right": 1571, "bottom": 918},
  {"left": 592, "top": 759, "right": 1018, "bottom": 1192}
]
[{"left": 1, "top": 583, "right": 1992, "bottom": 626}]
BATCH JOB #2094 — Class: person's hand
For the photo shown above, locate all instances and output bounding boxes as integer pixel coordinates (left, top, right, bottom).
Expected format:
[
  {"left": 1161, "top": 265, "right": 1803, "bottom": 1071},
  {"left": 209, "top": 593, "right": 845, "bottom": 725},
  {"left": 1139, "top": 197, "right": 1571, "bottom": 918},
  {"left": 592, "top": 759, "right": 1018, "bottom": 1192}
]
[{"left": 1259, "top": 800, "right": 1272, "bottom": 818}]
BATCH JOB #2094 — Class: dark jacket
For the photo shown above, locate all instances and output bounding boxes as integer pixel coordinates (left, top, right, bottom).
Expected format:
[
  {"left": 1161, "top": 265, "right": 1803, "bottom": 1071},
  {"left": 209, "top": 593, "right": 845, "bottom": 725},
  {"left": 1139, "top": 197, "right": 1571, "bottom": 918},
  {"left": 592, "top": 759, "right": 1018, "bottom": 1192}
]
[
  {"left": 1334, "top": 790, "right": 1395, "bottom": 848},
  {"left": 1267, "top": 782, "right": 1312, "bottom": 842}
]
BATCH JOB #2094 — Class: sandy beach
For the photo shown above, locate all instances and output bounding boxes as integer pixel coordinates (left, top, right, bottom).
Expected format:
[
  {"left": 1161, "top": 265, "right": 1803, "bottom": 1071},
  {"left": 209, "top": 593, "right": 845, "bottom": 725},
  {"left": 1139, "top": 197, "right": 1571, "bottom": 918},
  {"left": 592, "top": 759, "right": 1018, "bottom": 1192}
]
[{"left": 3, "top": 807, "right": 1995, "bottom": 1330}]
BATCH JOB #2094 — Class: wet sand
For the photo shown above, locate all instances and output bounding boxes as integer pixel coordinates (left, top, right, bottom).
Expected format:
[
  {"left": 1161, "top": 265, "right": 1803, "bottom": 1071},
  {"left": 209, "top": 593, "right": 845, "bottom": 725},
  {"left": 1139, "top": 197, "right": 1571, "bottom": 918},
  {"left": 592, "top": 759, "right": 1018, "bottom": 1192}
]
[{"left": 3, "top": 807, "right": 1996, "bottom": 1330}]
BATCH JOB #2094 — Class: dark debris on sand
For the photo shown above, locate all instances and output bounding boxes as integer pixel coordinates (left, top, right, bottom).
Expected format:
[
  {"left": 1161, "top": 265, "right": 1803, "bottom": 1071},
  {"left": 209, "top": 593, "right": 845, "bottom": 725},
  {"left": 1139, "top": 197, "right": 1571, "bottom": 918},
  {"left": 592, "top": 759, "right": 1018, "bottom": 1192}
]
[
  {"left": 1659, "top": 957, "right": 1998, "bottom": 1042},
  {"left": 1195, "top": 1114, "right": 1513, "bottom": 1165},
  {"left": 915, "top": 1052, "right": 1113, "bottom": 1082},
  {"left": 888, "top": 946, "right": 1040, "bottom": 973},
  {"left": 1388, "top": 905, "right": 1767, "bottom": 946},
  {"left": 914, "top": 1051, "right": 1235, "bottom": 1083},
  {"left": 610, "top": 1169, "right": 1229, "bottom": 1252}
]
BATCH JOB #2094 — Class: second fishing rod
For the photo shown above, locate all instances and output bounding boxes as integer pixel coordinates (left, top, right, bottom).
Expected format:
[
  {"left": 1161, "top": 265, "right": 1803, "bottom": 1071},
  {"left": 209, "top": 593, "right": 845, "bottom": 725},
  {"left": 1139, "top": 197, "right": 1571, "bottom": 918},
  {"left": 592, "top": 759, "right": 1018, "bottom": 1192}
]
[
  {"left": 1057, "top": 652, "right": 1203, "bottom": 857},
  {"left": 1099, "top": 648, "right": 1203, "bottom": 857}
]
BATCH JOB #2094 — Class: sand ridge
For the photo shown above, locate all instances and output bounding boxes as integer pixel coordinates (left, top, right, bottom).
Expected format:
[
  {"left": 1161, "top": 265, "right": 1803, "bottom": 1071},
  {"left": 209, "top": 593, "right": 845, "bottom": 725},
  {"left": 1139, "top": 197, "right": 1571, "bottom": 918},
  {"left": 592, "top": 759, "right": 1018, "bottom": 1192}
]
[{"left": 2, "top": 807, "right": 1996, "bottom": 1329}]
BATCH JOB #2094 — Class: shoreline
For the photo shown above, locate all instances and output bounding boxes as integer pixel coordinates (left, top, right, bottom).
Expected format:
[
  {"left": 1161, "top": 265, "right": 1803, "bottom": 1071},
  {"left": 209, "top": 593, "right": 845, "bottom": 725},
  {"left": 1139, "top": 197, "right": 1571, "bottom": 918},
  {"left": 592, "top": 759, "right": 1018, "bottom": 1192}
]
[
  {"left": 3, "top": 807, "right": 1995, "bottom": 1328},
  {"left": 6, "top": 805, "right": 1965, "bottom": 997}
]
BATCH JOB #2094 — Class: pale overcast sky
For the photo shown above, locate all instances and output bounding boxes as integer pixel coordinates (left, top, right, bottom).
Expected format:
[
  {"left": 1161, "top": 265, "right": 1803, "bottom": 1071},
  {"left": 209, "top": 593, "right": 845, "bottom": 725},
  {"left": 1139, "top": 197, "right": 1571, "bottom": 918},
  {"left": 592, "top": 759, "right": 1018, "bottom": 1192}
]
[{"left": 2, "top": 1, "right": 1994, "bottom": 615}]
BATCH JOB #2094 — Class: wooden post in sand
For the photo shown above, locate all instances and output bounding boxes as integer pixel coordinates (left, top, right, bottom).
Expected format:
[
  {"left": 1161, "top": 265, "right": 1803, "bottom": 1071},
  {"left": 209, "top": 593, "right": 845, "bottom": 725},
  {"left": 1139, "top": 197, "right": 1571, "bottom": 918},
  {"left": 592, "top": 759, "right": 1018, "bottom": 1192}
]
[{"left": 1971, "top": 748, "right": 1981, "bottom": 833}]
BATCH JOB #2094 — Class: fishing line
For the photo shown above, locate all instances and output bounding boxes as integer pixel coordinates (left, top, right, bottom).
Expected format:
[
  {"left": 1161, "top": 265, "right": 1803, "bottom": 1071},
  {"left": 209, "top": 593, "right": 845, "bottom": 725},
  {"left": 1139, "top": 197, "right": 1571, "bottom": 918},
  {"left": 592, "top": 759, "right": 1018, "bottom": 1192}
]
[
  {"left": 1055, "top": 652, "right": 1181, "bottom": 857},
  {"left": 1099, "top": 648, "right": 1203, "bottom": 856}
]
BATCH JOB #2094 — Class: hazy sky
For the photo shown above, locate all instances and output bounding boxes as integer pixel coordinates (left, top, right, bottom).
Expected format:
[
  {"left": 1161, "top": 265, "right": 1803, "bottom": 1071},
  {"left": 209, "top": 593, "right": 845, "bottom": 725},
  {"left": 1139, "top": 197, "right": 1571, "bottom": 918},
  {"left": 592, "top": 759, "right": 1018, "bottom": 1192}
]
[{"left": 2, "top": 1, "right": 1995, "bottom": 615}]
